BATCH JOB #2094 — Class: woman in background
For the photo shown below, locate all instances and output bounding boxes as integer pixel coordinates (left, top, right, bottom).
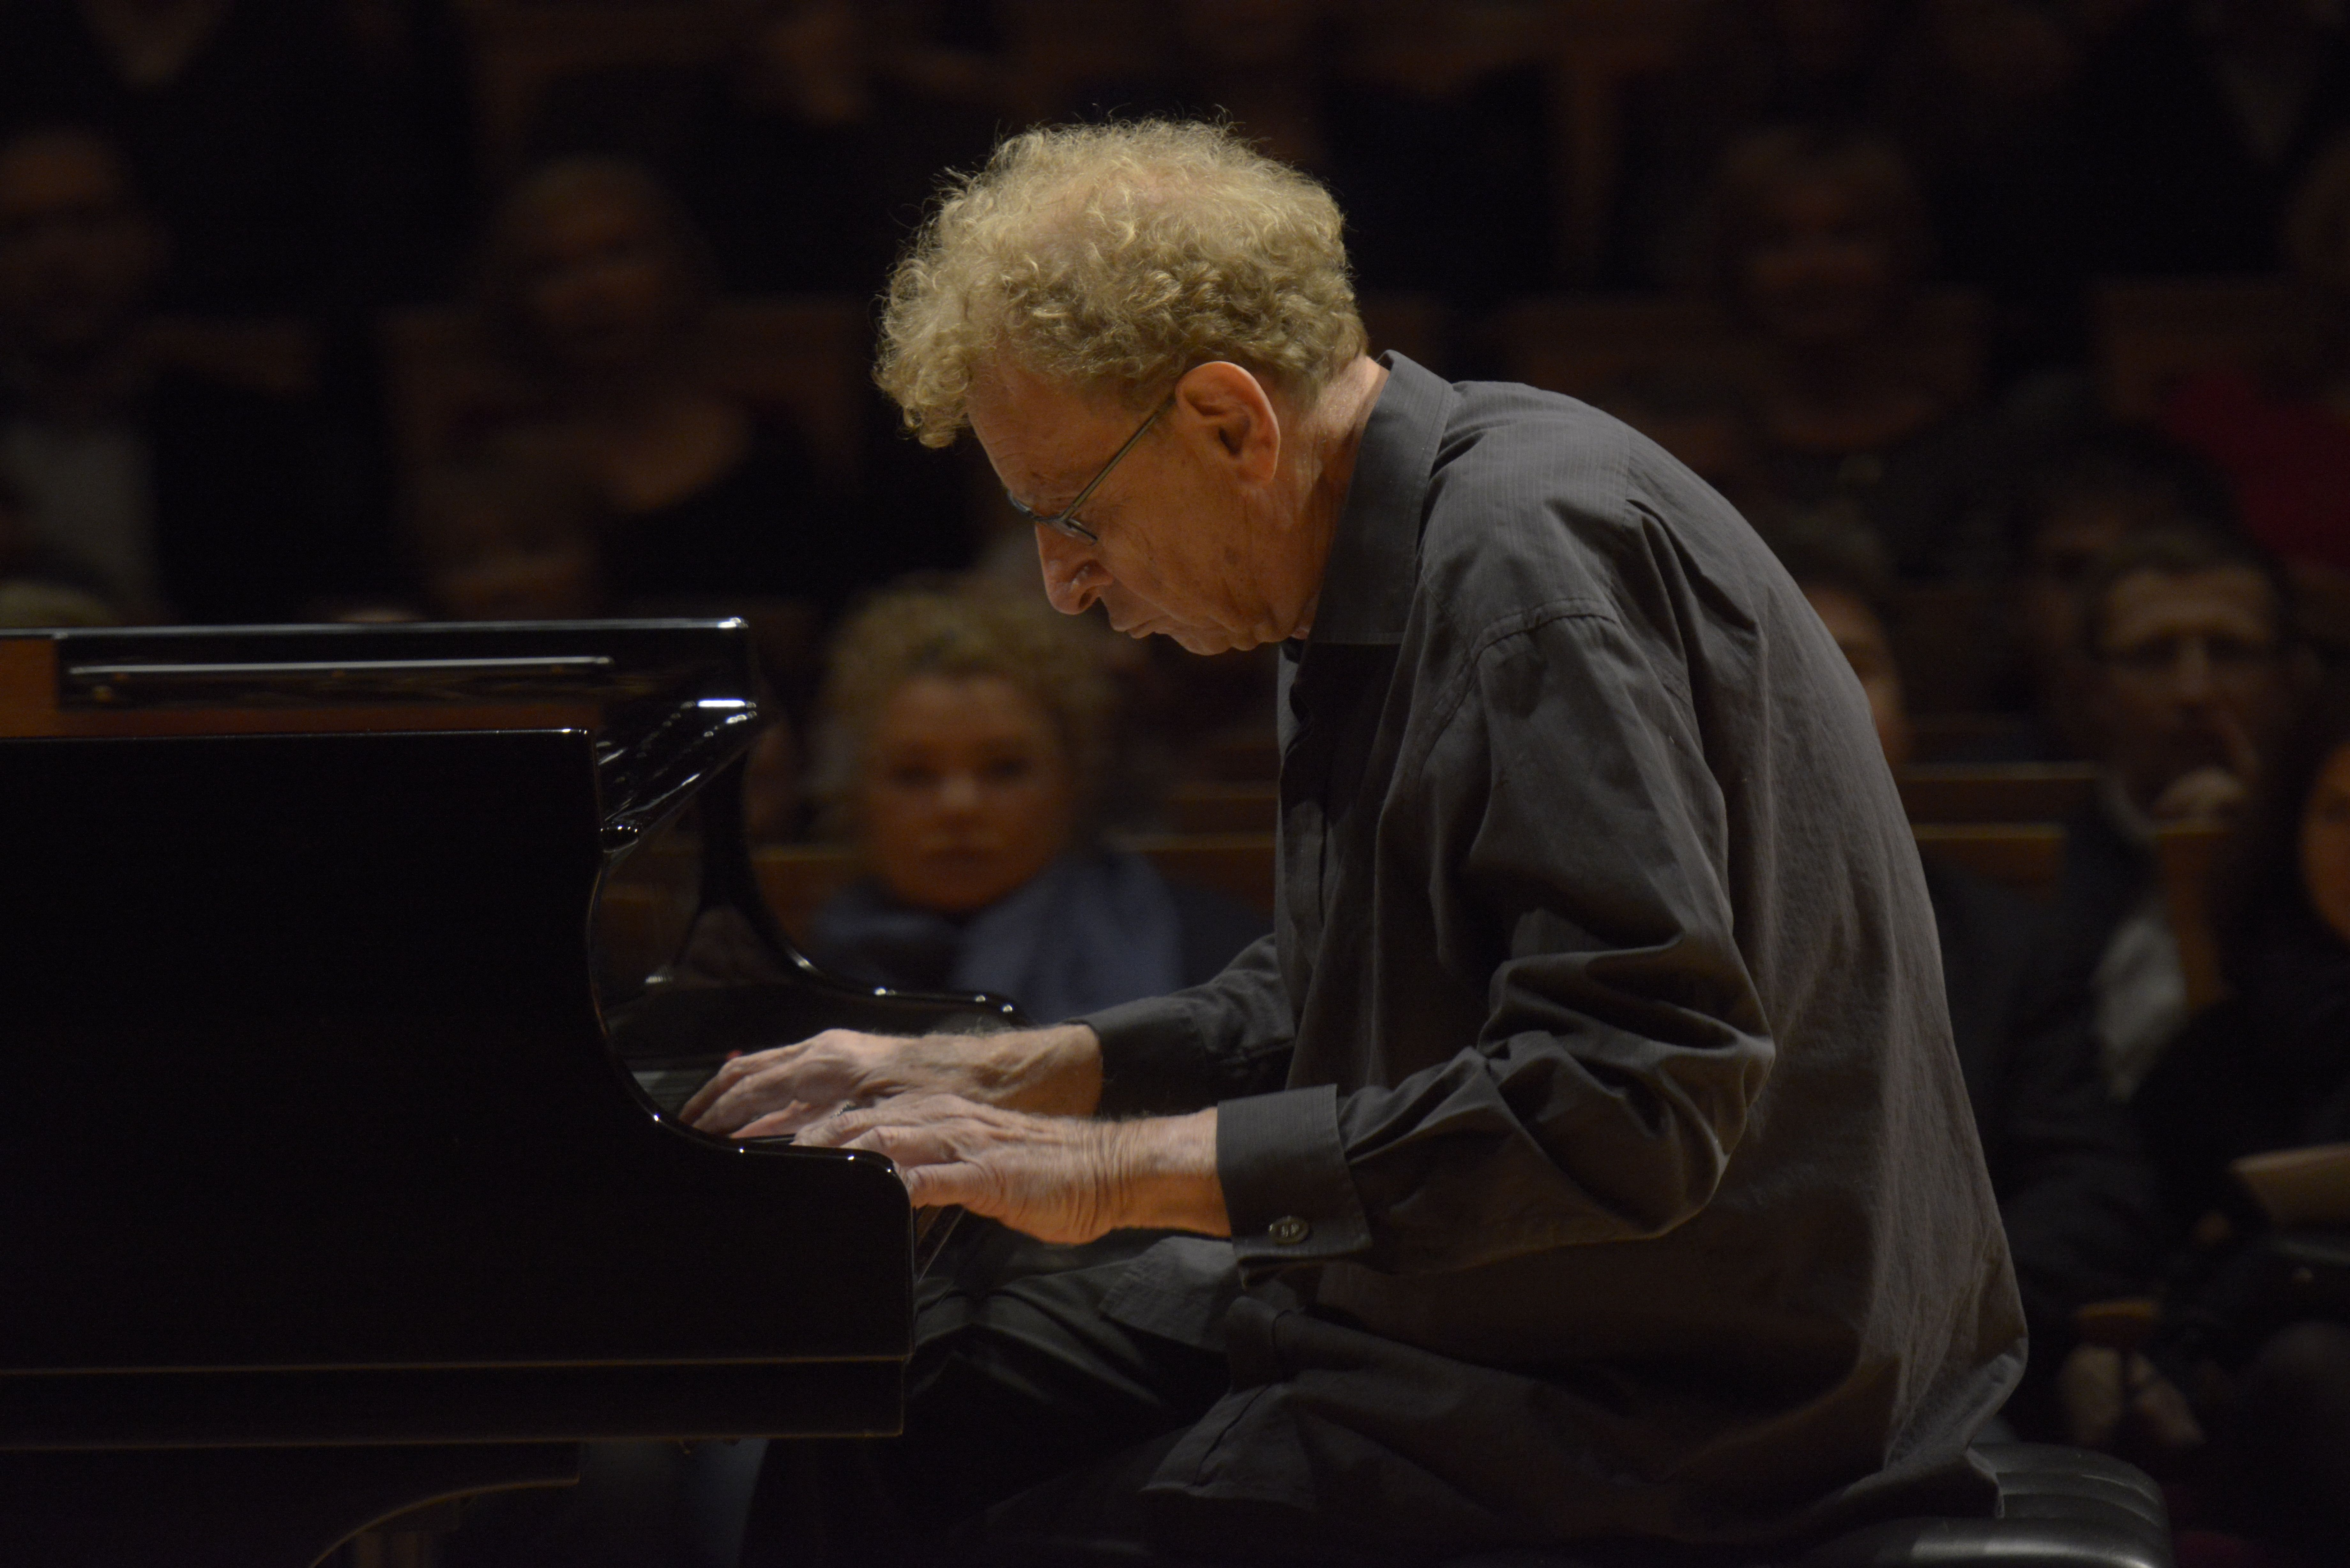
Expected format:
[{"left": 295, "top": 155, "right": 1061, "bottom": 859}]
[{"left": 806, "top": 578, "right": 1266, "bottom": 1022}]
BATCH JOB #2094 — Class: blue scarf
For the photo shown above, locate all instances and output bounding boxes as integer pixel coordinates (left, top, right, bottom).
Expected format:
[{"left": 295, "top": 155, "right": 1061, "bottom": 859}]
[{"left": 808, "top": 850, "right": 1186, "bottom": 1024}]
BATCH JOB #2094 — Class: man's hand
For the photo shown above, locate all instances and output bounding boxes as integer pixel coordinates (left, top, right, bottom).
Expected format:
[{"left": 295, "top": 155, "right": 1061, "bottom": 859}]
[
  {"left": 2058, "top": 1344, "right": 2206, "bottom": 1455},
  {"left": 678, "top": 1022, "right": 1103, "bottom": 1137},
  {"left": 2150, "top": 764, "right": 2249, "bottom": 824},
  {"left": 795, "top": 1096, "right": 1229, "bottom": 1245}
]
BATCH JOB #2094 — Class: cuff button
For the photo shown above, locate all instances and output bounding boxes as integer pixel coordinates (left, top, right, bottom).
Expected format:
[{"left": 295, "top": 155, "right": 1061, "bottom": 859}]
[{"left": 1268, "top": 1215, "right": 1312, "bottom": 1246}]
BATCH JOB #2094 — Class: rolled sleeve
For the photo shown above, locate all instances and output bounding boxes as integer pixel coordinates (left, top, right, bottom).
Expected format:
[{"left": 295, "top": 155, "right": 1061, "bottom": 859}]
[{"left": 1218, "top": 1084, "right": 1373, "bottom": 1272}]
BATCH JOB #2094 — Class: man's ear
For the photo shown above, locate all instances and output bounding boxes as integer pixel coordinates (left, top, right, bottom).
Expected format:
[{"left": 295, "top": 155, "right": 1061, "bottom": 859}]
[{"left": 1171, "top": 362, "right": 1280, "bottom": 486}]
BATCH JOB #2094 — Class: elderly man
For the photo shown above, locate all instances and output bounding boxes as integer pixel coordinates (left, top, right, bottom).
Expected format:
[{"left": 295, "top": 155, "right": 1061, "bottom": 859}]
[{"left": 687, "top": 121, "right": 2022, "bottom": 1564}]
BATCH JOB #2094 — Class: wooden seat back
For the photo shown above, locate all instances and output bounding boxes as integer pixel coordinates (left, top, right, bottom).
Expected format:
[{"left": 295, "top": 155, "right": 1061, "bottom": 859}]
[
  {"left": 1894, "top": 764, "right": 2099, "bottom": 825},
  {"left": 1912, "top": 822, "right": 2068, "bottom": 901},
  {"left": 2155, "top": 820, "right": 2232, "bottom": 1015},
  {"left": 1164, "top": 783, "right": 1278, "bottom": 836}
]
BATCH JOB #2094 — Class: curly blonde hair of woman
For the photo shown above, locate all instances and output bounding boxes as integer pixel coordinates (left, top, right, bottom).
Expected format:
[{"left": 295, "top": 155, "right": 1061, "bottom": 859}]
[
  {"left": 875, "top": 119, "right": 1368, "bottom": 447},
  {"left": 809, "top": 577, "right": 1118, "bottom": 841}
]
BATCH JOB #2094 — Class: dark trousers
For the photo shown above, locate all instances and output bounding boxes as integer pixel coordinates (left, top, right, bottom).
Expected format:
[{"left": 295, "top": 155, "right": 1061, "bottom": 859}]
[{"left": 739, "top": 1222, "right": 1233, "bottom": 1568}]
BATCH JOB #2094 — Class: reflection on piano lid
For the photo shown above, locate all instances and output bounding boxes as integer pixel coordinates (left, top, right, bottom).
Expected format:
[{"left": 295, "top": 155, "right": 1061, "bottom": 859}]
[{"left": 0, "top": 621, "right": 1023, "bottom": 1564}]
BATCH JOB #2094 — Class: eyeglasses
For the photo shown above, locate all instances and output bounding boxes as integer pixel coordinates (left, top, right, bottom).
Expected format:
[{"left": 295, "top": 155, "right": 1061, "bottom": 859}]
[{"left": 1004, "top": 395, "right": 1171, "bottom": 547}]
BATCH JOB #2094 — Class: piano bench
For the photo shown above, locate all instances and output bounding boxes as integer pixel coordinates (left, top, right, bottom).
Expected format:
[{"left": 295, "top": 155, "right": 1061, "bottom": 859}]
[
  {"left": 1443, "top": 1446, "right": 2171, "bottom": 1568},
  {"left": 994, "top": 1444, "right": 2171, "bottom": 1568}
]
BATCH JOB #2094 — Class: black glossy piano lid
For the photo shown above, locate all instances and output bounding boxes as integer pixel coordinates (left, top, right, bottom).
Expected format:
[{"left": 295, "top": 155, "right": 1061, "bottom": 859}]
[
  {"left": 42, "top": 619, "right": 759, "bottom": 708},
  {"left": 10, "top": 620, "right": 767, "bottom": 852}
]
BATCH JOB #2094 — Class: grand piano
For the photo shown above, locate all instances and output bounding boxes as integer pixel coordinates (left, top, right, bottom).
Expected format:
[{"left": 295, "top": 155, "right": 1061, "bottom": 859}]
[{"left": 0, "top": 619, "right": 1017, "bottom": 1566}]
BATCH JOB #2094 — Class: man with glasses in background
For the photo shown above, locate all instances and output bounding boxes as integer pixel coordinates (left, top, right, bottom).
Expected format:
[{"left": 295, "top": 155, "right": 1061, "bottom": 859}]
[
  {"left": 685, "top": 119, "right": 2026, "bottom": 1566},
  {"left": 2061, "top": 526, "right": 2311, "bottom": 1099}
]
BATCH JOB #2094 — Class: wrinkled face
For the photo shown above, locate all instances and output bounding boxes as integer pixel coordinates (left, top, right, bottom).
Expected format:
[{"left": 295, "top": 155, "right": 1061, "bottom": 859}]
[
  {"left": 967, "top": 363, "right": 1295, "bottom": 655},
  {"left": 859, "top": 673, "right": 1076, "bottom": 915},
  {"left": 513, "top": 185, "right": 688, "bottom": 375},
  {"left": 2304, "top": 743, "right": 2350, "bottom": 947},
  {"left": 1804, "top": 584, "right": 1911, "bottom": 767},
  {"left": 1740, "top": 178, "right": 1899, "bottom": 349},
  {"left": 0, "top": 136, "right": 159, "bottom": 357},
  {"left": 2092, "top": 566, "right": 2293, "bottom": 811}
]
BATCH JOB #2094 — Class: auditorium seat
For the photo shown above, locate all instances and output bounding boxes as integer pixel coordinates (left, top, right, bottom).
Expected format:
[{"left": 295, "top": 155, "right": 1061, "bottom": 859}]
[
  {"left": 2154, "top": 821, "right": 2230, "bottom": 1015},
  {"left": 1003, "top": 1447, "right": 2167, "bottom": 1567},
  {"left": 1791, "top": 1445, "right": 2171, "bottom": 1568},
  {"left": 1893, "top": 764, "right": 2099, "bottom": 825},
  {"left": 1906, "top": 714, "right": 2039, "bottom": 764},
  {"left": 1913, "top": 822, "right": 2067, "bottom": 901},
  {"left": 1164, "top": 782, "right": 1278, "bottom": 835}
]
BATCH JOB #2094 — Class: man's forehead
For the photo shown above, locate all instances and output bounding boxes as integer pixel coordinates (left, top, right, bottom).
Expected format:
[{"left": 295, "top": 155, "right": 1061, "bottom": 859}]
[
  {"left": 2104, "top": 566, "right": 2276, "bottom": 641},
  {"left": 968, "top": 361, "right": 1139, "bottom": 490}
]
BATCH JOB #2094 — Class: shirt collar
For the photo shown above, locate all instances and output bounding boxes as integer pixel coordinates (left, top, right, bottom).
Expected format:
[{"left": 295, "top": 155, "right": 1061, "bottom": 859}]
[{"left": 1303, "top": 352, "right": 1451, "bottom": 648}]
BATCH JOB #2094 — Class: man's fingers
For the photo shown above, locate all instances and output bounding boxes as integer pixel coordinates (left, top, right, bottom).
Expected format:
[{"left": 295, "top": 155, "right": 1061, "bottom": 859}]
[
  {"left": 679, "top": 1044, "right": 797, "bottom": 1127},
  {"left": 2213, "top": 702, "right": 2262, "bottom": 786},
  {"left": 899, "top": 1159, "right": 986, "bottom": 1211},
  {"left": 736, "top": 1101, "right": 843, "bottom": 1140}
]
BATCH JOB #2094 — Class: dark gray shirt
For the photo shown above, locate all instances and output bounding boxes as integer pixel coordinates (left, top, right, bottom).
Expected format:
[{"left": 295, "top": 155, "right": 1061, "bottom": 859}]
[{"left": 1078, "top": 356, "right": 2024, "bottom": 1551}]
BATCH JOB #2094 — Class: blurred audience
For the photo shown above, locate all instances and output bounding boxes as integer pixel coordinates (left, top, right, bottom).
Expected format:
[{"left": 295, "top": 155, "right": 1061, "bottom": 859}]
[
  {"left": 1883, "top": 0, "right": 2093, "bottom": 373},
  {"left": 2134, "top": 677, "right": 2350, "bottom": 1553},
  {"left": 409, "top": 439, "right": 607, "bottom": 622},
  {"left": 0, "top": 0, "right": 476, "bottom": 312},
  {"left": 1767, "top": 505, "right": 2169, "bottom": 1444},
  {"left": 2075, "top": 0, "right": 2350, "bottom": 279},
  {"left": 741, "top": 721, "right": 802, "bottom": 846},
  {"left": 0, "top": 126, "right": 360, "bottom": 622},
  {"left": 2057, "top": 525, "right": 2307, "bottom": 1099},
  {"left": 469, "top": 157, "right": 860, "bottom": 637},
  {"left": 804, "top": 580, "right": 1267, "bottom": 1023},
  {"left": 1614, "top": 0, "right": 1912, "bottom": 287},
  {"left": 528, "top": 0, "right": 997, "bottom": 299},
  {"left": 1997, "top": 430, "right": 2244, "bottom": 760},
  {"left": 2161, "top": 134, "right": 2350, "bottom": 608},
  {"left": 1061, "top": 0, "right": 1553, "bottom": 305},
  {"left": 1690, "top": 125, "right": 2033, "bottom": 579},
  {"left": 0, "top": 468, "right": 116, "bottom": 626}
]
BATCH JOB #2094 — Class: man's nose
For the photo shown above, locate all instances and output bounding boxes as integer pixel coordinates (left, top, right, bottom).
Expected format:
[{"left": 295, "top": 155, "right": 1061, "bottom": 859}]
[
  {"left": 2172, "top": 637, "right": 2215, "bottom": 703},
  {"left": 1035, "top": 529, "right": 1107, "bottom": 615}
]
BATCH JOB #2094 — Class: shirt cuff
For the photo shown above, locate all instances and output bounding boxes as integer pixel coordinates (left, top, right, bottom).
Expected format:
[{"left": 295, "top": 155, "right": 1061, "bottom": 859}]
[
  {"left": 1217, "top": 1084, "right": 1372, "bottom": 1273},
  {"left": 1079, "top": 995, "right": 1213, "bottom": 1117}
]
